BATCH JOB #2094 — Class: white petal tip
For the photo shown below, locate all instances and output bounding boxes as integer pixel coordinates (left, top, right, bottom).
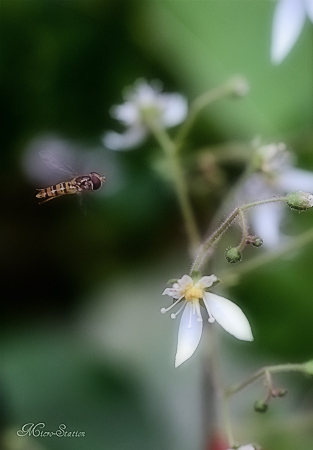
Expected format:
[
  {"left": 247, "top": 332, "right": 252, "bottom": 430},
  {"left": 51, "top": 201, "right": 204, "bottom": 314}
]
[
  {"left": 239, "top": 331, "right": 254, "bottom": 342},
  {"left": 174, "top": 357, "right": 184, "bottom": 368}
]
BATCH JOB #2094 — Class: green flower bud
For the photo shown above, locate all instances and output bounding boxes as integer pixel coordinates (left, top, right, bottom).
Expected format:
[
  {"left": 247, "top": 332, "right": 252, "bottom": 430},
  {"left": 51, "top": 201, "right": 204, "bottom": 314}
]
[
  {"left": 252, "top": 237, "right": 263, "bottom": 248},
  {"left": 225, "top": 247, "right": 242, "bottom": 264},
  {"left": 303, "top": 360, "right": 313, "bottom": 376},
  {"left": 254, "top": 400, "right": 268, "bottom": 413},
  {"left": 286, "top": 192, "right": 313, "bottom": 211},
  {"left": 247, "top": 235, "right": 263, "bottom": 247},
  {"left": 227, "top": 75, "right": 250, "bottom": 98}
]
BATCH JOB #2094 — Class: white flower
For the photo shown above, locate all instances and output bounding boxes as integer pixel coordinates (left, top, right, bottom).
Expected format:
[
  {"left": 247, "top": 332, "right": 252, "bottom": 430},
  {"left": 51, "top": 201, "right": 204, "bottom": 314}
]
[
  {"left": 161, "top": 274, "right": 253, "bottom": 367},
  {"left": 241, "top": 143, "right": 313, "bottom": 247},
  {"left": 227, "top": 445, "right": 257, "bottom": 450},
  {"left": 103, "top": 79, "right": 188, "bottom": 150},
  {"left": 271, "top": 0, "right": 313, "bottom": 64}
]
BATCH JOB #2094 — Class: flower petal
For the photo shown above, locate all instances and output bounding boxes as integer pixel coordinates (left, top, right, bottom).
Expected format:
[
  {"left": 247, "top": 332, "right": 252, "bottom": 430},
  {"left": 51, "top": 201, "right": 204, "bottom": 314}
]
[
  {"left": 175, "top": 302, "right": 203, "bottom": 367},
  {"left": 271, "top": 0, "right": 306, "bottom": 64},
  {"left": 227, "top": 446, "right": 256, "bottom": 450},
  {"left": 162, "top": 287, "right": 181, "bottom": 299},
  {"left": 204, "top": 293, "right": 253, "bottom": 341},
  {"left": 198, "top": 275, "right": 218, "bottom": 289},
  {"left": 304, "top": 0, "right": 313, "bottom": 22},
  {"left": 177, "top": 274, "right": 193, "bottom": 288},
  {"left": 160, "top": 93, "right": 188, "bottom": 127},
  {"left": 110, "top": 102, "right": 140, "bottom": 126},
  {"left": 276, "top": 167, "right": 313, "bottom": 192},
  {"left": 250, "top": 203, "right": 285, "bottom": 248},
  {"left": 102, "top": 126, "right": 147, "bottom": 150}
]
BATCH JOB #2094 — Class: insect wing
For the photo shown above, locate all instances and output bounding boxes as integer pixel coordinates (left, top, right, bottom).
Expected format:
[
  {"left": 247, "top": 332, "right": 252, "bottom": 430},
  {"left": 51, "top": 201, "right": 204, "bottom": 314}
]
[{"left": 39, "top": 150, "right": 78, "bottom": 178}]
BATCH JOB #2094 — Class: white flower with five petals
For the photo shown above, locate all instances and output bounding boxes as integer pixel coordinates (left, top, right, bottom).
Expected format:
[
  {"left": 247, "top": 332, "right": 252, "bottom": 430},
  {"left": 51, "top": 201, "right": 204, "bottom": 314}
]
[
  {"left": 162, "top": 274, "right": 253, "bottom": 367},
  {"left": 271, "top": 0, "right": 313, "bottom": 64},
  {"left": 103, "top": 79, "right": 188, "bottom": 150}
]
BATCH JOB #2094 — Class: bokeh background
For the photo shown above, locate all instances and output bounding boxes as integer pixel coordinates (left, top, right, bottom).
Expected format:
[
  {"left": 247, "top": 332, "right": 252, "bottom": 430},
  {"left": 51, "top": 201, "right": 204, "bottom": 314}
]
[{"left": 1, "top": 1, "right": 313, "bottom": 450}]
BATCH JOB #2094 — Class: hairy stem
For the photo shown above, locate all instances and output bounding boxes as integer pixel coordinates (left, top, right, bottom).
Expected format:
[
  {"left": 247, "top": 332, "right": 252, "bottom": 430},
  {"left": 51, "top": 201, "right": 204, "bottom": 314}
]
[
  {"left": 237, "top": 209, "right": 249, "bottom": 251},
  {"left": 225, "top": 363, "right": 307, "bottom": 398},
  {"left": 192, "top": 196, "right": 287, "bottom": 272},
  {"left": 148, "top": 121, "right": 200, "bottom": 252}
]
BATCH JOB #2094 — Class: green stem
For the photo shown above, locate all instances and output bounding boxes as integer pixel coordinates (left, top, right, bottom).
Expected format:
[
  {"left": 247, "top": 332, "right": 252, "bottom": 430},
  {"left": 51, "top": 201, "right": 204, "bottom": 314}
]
[
  {"left": 192, "top": 196, "right": 287, "bottom": 272},
  {"left": 220, "top": 362, "right": 308, "bottom": 447},
  {"left": 237, "top": 209, "right": 249, "bottom": 251},
  {"left": 225, "top": 363, "right": 307, "bottom": 398},
  {"left": 175, "top": 76, "right": 248, "bottom": 151},
  {"left": 148, "top": 122, "right": 200, "bottom": 252}
]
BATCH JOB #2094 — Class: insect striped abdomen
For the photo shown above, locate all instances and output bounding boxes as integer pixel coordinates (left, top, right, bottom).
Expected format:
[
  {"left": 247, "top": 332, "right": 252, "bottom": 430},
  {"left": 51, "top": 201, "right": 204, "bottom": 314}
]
[{"left": 36, "top": 181, "right": 76, "bottom": 203}]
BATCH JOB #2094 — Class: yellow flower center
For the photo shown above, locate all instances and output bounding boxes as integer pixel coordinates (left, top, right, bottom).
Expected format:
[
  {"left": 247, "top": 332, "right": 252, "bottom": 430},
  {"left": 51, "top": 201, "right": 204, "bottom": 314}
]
[{"left": 185, "top": 286, "right": 203, "bottom": 302}]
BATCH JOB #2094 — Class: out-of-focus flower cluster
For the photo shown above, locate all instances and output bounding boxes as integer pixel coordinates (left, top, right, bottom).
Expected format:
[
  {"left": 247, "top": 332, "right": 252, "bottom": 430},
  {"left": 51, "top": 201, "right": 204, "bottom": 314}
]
[{"left": 103, "top": 79, "right": 187, "bottom": 150}]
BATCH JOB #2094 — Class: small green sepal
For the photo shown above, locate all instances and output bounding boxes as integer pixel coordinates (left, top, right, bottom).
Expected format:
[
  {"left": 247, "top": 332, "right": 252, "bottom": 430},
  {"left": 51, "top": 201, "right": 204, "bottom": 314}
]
[{"left": 190, "top": 270, "right": 201, "bottom": 282}]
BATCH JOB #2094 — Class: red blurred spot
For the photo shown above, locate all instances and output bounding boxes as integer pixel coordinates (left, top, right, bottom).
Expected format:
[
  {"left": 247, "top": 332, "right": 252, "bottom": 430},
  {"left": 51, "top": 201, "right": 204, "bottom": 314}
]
[{"left": 206, "top": 432, "right": 229, "bottom": 450}]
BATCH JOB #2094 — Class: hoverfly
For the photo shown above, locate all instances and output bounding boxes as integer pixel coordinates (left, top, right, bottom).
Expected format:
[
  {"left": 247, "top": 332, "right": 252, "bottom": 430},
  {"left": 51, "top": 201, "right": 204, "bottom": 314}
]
[{"left": 36, "top": 150, "right": 106, "bottom": 204}]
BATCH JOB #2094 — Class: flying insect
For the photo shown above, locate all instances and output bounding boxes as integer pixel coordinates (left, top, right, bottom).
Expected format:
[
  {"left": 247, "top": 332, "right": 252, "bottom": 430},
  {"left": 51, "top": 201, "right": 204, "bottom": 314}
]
[{"left": 36, "top": 151, "right": 106, "bottom": 204}]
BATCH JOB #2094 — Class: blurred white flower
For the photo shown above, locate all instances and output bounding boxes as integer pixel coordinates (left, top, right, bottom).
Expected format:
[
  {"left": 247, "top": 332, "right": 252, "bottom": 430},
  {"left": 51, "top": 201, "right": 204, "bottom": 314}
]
[
  {"left": 161, "top": 274, "right": 253, "bottom": 367},
  {"left": 271, "top": 0, "right": 313, "bottom": 64},
  {"left": 240, "top": 143, "right": 313, "bottom": 247},
  {"left": 103, "top": 79, "right": 188, "bottom": 150}
]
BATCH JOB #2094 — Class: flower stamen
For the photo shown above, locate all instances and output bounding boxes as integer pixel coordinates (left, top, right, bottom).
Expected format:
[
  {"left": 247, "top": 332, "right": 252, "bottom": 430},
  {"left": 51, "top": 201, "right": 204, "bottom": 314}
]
[
  {"left": 194, "top": 300, "right": 203, "bottom": 322},
  {"left": 161, "top": 296, "right": 183, "bottom": 314},
  {"left": 203, "top": 297, "right": 216, "bottom": 323},
  {"left": 170, "top": 302, "right": 186, "bottom": 319}
]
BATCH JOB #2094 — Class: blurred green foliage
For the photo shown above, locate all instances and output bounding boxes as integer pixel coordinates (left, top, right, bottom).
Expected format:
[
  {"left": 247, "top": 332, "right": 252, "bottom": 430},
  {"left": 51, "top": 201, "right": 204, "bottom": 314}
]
[{"left": 1, "top": 1, "right": 312, "bottom": 450}]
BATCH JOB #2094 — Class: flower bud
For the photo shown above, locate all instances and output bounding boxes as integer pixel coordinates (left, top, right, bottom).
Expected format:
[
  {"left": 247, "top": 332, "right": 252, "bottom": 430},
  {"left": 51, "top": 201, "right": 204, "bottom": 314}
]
[
  {"left": 251, "top": 142, "right": 286, "bottom": 173},
  {"left": 286, "top": 192, "right": 313, "bottom": 211},
  {"left": 225, "top": 247, "right": 242, "bottom": 264},
  {"left": 271, "top": 388, "right": 287, "bottom": 397},
  {"left": 246, "top": 235, "right": 263, "bottom": 247},
  {"left": 303, "top": 360, "right": 313, "bottom": 376},
  {"left": 227, "top": 75, "right": 250, "bottom": 98},
  {"left": 254, "top": 400, "right": 268, "bottom": 413}
]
